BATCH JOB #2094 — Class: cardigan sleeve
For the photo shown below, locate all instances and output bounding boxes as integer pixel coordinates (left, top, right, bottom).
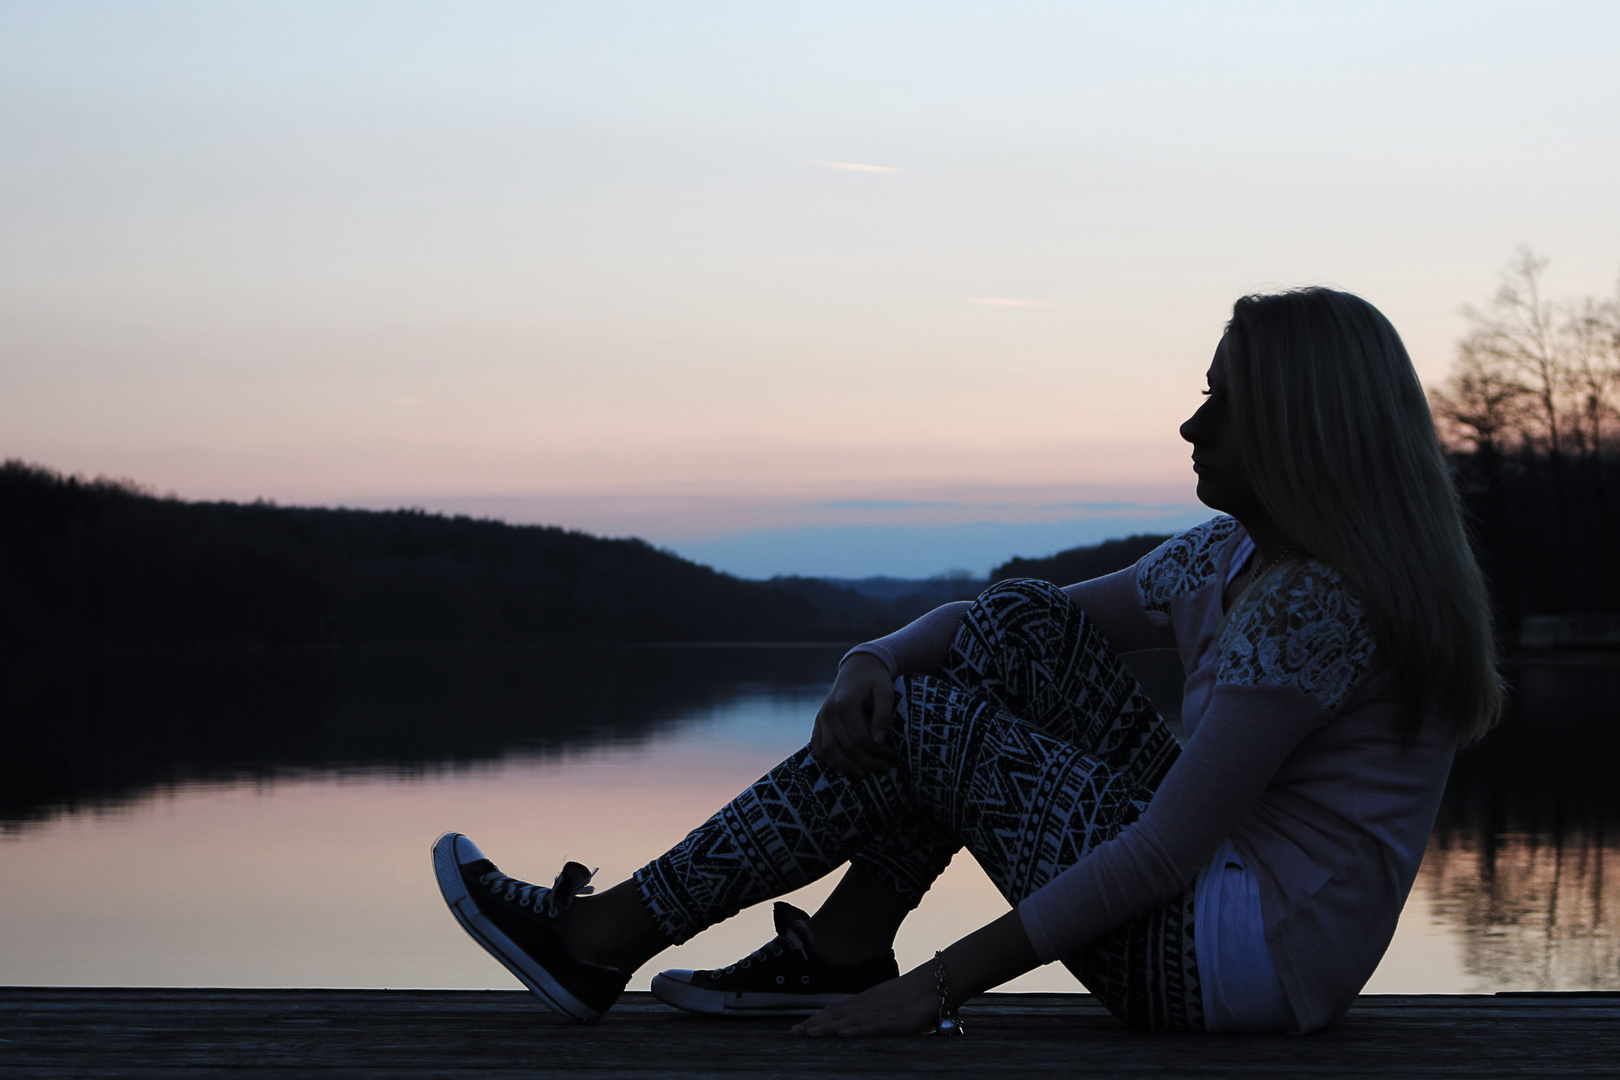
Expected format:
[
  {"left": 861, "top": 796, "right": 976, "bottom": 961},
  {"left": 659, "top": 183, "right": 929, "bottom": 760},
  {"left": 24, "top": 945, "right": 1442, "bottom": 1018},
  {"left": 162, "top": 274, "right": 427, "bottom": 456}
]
[
  {"left": 1017, "top": 556, "right": 1376, "bottom": 961},
  {"left": 1061, "top": 567, "right": 1177, "bottom": 653},
  {"left": 841, "top": 600, "right": 972, "bottom": 678},
  {"left": 843, "top": 566, "right": 1175, "bottom": 679},
  {"left": 843, "top": 517, "right": 1245, "bottom": 678},
  {"left": 1017, "top": 683, "right": 1326, "bottom": 961}
]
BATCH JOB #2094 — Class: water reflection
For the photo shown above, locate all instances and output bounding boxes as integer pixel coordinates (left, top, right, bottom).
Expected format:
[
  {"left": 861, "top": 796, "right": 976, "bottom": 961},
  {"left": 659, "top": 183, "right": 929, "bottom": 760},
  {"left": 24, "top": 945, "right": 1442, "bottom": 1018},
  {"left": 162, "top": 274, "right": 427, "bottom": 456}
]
[
  {"left": 2, "top": 646, "right": 1617, "bottom": 994},
  {"left": 0, "top": 643, "right": 847, "bottom": 826},
  {"left": 0, "top": 654, "right": 1022, "bottom": 992},
  {"left": 1422, "top": 830, "right": 1617, "bottom": 991},
  {"left": 1426, "top": 660, "right": 1620, "bottom": 992}
]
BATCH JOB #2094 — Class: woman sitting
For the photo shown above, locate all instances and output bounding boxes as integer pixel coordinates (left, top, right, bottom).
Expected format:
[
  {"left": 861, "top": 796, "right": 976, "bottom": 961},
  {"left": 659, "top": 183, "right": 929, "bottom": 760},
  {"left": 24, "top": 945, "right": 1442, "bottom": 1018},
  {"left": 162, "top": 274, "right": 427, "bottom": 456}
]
[{"left": 431, "top": 286, "right": 1501, "bottom": 1036}]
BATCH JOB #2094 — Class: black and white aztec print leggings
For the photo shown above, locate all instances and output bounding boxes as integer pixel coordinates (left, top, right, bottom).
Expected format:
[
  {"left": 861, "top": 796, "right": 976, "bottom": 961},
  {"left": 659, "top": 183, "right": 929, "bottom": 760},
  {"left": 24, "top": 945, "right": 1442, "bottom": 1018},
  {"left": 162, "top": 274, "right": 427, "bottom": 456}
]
[{"left": 633, "top": 578, "right": 1203, "bottom": 1031}]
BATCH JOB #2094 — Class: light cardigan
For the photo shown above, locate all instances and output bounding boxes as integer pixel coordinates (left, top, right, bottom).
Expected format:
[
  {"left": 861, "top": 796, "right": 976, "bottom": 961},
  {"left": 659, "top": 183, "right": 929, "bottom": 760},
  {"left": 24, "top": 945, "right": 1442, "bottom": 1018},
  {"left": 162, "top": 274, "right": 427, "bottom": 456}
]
[{"left": 847, "top": 516, "right": 1455, "bottom": 1032}]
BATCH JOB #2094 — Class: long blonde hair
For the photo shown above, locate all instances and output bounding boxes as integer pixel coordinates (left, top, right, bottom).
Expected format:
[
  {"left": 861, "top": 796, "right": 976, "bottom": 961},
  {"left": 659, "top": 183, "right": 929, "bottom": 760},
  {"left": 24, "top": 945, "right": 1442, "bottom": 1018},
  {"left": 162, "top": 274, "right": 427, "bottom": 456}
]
[{"left": 1225, "top": 288, "right": 1503, "bottom": 742}]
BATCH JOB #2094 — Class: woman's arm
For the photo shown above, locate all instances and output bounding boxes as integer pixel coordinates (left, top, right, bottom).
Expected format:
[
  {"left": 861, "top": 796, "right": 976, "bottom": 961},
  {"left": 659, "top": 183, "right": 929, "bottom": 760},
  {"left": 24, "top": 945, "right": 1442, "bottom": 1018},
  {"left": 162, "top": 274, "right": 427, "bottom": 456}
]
[
  {"left": 792, "top": 909, "right": 1040, "bottom": 1037},
  {"left": 811, "top": 653, "right": 901, "bottom": 777},
  {"left": 845, "top": 567, "right": 1172, "bottom": 683},
  {"left": 841, "top": 600, "right": 972, "bottom": 680},
  {"left": 816, "top": 568, "right": 1169, "bottom": 777},
  {"left": 1062, "top": 567, "right": 1178, "bottom": 653},
  {"left": 1019, "top": 685, "right": 1322, "bottom": 960},
  {"left": 815, "top": 601, "right": 973, "bottom": 777},
  {"left": 798, "top": 683, "right": 1328, "bottom": 1036}
]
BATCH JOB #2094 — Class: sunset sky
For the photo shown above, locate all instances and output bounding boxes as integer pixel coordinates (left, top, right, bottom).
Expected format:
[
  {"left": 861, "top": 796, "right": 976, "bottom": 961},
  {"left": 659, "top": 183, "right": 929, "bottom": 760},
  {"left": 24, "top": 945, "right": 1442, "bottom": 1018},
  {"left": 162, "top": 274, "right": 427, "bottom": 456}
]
[{"left": 4, "top": 2, "right": 1618, "bottom": 576}]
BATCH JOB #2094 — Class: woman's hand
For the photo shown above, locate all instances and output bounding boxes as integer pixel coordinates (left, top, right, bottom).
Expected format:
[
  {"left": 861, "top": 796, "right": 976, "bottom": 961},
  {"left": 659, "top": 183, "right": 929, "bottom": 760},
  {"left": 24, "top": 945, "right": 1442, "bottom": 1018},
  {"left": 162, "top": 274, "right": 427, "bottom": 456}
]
[
  {"left": 811, "top": 653, "right": 896, "bottom": 778},
  {"left": 791, "top": 964, "right": 938, "bottom": 1038},
  {"left": 791, "top": 910, "right": 1041, "bottom": 1039}
]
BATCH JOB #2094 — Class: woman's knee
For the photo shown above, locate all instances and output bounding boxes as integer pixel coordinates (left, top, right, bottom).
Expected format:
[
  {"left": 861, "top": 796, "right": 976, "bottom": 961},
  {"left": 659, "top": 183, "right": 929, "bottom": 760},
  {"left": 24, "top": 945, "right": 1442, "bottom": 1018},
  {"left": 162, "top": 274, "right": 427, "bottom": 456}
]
[
  {"left": 958, "top": 577, "right": 1084, "bottom": 650},
  {"left": 973, "top": 576, "right": 1071, "bottom": 611}
]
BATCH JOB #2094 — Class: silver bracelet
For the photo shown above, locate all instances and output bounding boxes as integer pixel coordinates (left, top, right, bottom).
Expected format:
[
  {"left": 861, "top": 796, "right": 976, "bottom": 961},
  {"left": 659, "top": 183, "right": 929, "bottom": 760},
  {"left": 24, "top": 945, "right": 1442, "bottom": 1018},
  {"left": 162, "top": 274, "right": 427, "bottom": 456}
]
[{"left": 932, "top": 951, "right": 965, "bottom": 1036}]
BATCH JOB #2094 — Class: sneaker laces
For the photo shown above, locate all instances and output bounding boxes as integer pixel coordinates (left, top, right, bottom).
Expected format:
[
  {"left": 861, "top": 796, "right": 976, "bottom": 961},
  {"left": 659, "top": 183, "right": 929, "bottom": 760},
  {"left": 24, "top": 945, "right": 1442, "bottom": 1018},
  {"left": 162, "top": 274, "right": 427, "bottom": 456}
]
[
  {"left": 479, "top": 860, "right": 596, "bottom": 919},
  {"left": 724, "top": 902, "right": 812, "bottom": 973}
]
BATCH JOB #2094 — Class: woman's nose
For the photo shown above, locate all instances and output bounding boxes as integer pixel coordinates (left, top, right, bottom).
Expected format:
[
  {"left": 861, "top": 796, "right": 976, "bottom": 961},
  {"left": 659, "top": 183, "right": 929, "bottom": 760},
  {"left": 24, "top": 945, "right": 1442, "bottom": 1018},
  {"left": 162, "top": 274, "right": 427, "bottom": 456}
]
[
  {"left": 1180, "top": 395, "right": 1214, "bottom": 445},
  {"left": 1179, "top": 410, "right": 1200, "bottom": 445}
]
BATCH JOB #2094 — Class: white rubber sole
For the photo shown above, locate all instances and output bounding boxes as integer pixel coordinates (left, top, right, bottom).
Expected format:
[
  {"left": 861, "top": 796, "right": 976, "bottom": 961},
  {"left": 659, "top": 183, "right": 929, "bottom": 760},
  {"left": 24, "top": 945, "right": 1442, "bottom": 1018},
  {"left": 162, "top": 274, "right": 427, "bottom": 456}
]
[
  {"left": 649, "top": 971, "right": 851, "bottom": 1017},
  {"left": 431, "top": 833, "right": 600, "bottom": 1023}
]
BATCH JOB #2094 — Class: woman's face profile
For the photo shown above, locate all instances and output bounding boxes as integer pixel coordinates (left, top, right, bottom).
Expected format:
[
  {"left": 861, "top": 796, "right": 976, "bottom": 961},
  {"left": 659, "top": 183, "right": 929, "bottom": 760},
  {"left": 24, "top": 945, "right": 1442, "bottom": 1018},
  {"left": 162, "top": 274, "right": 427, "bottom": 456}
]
[{"left": 1180, "top": 336, "right": 1262, "bottom": 518}]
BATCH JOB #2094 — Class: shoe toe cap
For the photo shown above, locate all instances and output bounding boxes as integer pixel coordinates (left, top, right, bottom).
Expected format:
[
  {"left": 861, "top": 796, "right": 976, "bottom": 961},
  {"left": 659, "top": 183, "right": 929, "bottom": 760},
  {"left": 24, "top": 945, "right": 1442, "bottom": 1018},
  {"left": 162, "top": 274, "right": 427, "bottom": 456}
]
[
  {"left": 435, "top": 832, "right": 488, "bottom": 866},
  {"left": 653, "top": 969, "right": 696, "bottom": 986}
]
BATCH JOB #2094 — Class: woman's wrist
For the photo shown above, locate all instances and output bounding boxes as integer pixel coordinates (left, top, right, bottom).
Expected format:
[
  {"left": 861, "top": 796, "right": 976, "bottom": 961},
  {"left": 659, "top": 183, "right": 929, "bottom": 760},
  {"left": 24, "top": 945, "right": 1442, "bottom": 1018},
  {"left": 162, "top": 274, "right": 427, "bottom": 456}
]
[
  {"left": 937, "top": 908, "right": 1042, "bottom": 1004},
  {"left": 839, "top": 644, "right": 897, "bottom": 680}
]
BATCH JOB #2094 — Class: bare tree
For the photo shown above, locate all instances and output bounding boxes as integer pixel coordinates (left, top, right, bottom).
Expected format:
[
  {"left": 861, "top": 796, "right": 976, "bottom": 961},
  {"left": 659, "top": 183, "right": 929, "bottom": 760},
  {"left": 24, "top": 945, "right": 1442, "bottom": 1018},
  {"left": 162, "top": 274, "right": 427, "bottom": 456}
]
[
  {"left": 1429, "top": 337, "right": 1532, "bottom": 453},
  {"left": 1435, "top": 249, "right": 1620, "bottom": 456},
  {"left": 1563, "top": 282, "right": 1620, "bottom": 454},
  {"left": 1457, "top": 248, "right": 1567, "bottom": 451}
]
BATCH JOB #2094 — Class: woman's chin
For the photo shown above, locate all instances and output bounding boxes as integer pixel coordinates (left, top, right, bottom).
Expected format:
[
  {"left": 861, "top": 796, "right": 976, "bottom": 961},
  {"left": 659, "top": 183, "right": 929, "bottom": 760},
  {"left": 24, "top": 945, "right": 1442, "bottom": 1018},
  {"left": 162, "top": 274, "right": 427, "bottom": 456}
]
[{"left": 1193, "top": 483, "right": 1249, "bottom": 520}]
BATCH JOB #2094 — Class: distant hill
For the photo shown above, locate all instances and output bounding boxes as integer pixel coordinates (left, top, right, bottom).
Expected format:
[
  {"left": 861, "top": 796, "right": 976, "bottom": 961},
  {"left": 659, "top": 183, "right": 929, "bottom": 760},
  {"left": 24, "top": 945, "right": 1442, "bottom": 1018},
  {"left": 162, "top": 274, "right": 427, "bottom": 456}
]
[
  {"left": 0, "top": 462, "right": 898, "bottom": 648},
  {"left": 800, "top": 539, "right": 1184, "bottom": 617},
  {"left": 812, "top": 573, "right": 983, "bottom": 604},
  {"left": 791, "top": 573, "right": 987, "bottom": 622},
  {"left": 989, "top": 533, "right": 1172, "bottom": 586}
]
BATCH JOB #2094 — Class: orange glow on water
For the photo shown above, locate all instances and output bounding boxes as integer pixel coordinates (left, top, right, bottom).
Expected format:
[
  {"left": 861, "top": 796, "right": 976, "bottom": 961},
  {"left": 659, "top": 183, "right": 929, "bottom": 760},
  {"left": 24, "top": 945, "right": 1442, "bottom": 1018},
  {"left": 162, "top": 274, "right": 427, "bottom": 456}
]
[
  {"left": 0, "top": 738, "right": 1027, "bottom": 991},
  {"left": 7, "top": 736, "right": 1585, "bottom": 996}
]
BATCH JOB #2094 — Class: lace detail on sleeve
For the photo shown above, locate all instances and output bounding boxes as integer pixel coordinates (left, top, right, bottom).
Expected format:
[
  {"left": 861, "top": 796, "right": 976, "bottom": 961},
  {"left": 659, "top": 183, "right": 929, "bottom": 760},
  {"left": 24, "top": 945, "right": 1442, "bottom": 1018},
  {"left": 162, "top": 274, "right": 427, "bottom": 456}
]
[
  {"left": 1216, "top": 560, "right": 1375, "bottom": 713},
  {"left": 1135, "top": 516, "right": 1241, "bottom": 615}
]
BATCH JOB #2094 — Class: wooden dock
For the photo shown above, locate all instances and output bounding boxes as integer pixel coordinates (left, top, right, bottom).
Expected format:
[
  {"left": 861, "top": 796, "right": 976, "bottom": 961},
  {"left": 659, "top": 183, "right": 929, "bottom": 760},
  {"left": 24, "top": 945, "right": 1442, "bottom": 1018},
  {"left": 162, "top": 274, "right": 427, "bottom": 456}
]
[{"left": 4, "top": 988, "right": 1618, "bottom": 1077}]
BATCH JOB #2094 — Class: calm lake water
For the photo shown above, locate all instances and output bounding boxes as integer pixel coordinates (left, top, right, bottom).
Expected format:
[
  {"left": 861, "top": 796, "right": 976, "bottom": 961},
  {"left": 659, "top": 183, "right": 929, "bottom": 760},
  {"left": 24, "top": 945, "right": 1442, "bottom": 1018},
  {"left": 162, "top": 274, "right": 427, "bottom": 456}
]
[{"left": 2, "top": 645, "right": 1616, "bottom": 995}]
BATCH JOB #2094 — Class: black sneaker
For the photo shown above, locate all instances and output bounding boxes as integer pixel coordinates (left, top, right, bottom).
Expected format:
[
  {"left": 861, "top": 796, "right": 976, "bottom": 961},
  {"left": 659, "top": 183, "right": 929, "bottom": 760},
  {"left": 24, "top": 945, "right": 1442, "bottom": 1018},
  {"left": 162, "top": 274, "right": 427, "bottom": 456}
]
[
  {"left": 650, "top": 902, "right": 899, "bottom": 1017},
  {"left": 431, "top": 832, "right": 628, "bottom": 1023}
]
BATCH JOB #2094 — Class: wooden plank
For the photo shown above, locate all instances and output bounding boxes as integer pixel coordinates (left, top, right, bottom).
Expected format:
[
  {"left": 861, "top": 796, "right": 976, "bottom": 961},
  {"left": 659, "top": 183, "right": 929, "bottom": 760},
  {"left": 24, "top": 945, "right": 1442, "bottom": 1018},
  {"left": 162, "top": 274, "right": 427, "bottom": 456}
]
[{"left": 3, "top": 988, "right": 1618, "bottom": 1078}]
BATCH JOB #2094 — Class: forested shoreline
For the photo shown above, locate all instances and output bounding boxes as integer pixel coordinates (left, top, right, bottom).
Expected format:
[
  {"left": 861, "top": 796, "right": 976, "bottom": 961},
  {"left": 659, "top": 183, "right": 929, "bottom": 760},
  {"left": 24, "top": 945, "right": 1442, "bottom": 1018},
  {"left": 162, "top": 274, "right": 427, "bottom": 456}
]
[
  {"left": 7, "top": 445, "right": 1620, "bottom": 654},
  {"left": 1, "top": 461, "right": 914, "bottom": 649}
]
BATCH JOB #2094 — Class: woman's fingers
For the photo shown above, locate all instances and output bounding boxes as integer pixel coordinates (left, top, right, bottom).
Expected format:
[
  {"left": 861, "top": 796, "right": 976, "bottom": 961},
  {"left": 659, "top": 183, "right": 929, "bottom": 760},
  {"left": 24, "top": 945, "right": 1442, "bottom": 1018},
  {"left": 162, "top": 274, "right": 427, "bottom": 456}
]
[
  {"left": 811, "top": 654, "right": 898, "bottom": 778},
  {"left": 838, "top": 709, "right": 894, "bottom": 772},
  {"left": 867, "top": 683, "right": 896, "bottom": 755},
  {"left": 823, "top": 715, "right": 887, "bottom": 776},
  {"left": 810, "top": 703, "right": 833, "bottom": 762},
  {"left": 841, "top": 673, "right": 896, "bottom": 765},
  {"left": 793, "top": 993, "right": 876, "bottom": 1036},
  {"left": 791, "top": 968, "right": 938, "bottom": 1038},
  {"left": 811, "top": 697, "right": 855, "bottom": 770},
  {"left": 812, "top": 686, "right": 893, "bottom": 777},
  {"left": 813, "top": 712, "right": 872, "bottom": 775}
]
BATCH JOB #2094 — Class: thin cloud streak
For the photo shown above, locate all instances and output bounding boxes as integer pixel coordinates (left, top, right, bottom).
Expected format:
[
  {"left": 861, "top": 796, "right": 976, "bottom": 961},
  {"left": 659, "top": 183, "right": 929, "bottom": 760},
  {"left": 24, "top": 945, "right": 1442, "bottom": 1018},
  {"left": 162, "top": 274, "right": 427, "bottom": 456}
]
[{"left": 808, "top": 159, "right": 905, "bottom": 174}]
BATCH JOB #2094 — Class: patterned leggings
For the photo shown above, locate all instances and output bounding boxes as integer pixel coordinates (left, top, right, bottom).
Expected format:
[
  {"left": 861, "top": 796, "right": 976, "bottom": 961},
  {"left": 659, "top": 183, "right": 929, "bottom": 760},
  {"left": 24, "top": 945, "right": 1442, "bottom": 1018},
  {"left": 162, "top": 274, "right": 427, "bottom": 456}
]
[{"left": 634, "top": 579, "right": 1203, "bottom": 1031}]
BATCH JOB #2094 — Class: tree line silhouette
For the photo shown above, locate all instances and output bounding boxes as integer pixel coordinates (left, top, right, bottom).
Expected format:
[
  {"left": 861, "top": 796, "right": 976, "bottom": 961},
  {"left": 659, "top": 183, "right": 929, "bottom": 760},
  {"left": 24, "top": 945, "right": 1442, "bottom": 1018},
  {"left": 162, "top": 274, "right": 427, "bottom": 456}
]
[
  {"left": 1, "top": 461, "right": 910, "bottom": 649},
  {"left": 2, "top": 461, "right": 1161, "bottom": 652},
  {"left": 990, "top": 534, "right": 1171, "bottom": 587}
]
